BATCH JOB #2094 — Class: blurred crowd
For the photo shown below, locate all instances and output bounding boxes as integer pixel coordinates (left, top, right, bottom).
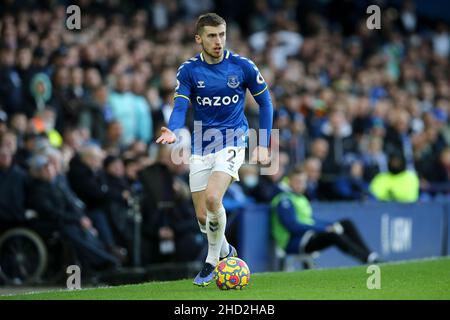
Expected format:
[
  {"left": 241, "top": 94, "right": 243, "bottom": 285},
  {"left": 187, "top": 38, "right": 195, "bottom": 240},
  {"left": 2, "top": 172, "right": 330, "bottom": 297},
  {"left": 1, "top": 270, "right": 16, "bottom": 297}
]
[{"left": 1, "top": 0, "right": 450, "bottom": 272}]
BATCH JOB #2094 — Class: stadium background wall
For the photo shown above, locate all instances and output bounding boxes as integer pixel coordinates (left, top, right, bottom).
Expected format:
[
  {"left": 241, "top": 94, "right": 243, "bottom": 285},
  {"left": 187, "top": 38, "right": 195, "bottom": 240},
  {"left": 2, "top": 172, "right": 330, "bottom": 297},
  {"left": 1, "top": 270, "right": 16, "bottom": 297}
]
[{"left": 238, "top": 202, "right": 450, "bottom": 272}]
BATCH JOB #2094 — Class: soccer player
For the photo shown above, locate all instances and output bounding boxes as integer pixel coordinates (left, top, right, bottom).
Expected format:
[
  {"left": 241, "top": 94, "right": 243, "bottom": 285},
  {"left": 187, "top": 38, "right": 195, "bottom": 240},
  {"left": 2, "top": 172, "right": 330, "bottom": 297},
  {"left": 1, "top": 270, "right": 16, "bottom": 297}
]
[{"left": 156, "top": 13, "right": 274, "bottom": 286}]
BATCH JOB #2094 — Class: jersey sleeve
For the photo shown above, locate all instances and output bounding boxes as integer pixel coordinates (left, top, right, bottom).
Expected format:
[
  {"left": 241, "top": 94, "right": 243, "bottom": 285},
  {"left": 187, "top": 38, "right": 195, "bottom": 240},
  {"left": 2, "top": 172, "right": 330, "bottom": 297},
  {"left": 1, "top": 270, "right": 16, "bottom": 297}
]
[
  {"left": 241, "top": 58, "right": 268, "bottom": 97},
  {"left": 239, "top": 57, "right": 273, "bottom": 147},
  {"left": 174, "top": 63, "right": 192, "bottom": 102},
  {"left": 168, "top": 64, "right": 192, "bottom": 131}
]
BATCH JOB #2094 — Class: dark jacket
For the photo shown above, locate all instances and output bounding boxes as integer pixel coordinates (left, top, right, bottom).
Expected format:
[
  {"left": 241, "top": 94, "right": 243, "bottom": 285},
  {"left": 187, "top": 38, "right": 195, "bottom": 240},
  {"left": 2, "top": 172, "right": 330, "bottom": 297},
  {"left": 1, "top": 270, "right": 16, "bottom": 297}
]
[
  {"left": 67, "top": 154, "right": 110, "bottom": 212},
  {"left": 79, "top": 100, "right": 111, "bottom": 145},
  {"left": 321, "top": 134, "right": 356, "bottom": 176},
  {"left": 27, "top": 177, "right": 84, "bottom": 225},
  {"left": 105, "top": 174, "right": 130, "bottom": 207},
  {"left": 0, "top": 65, "right": 24, "bottom": 115},
  {"left": 241, "top": 175, "right": 283, "bottom": 203},
  {"left": 0, "top": 165, "right": 28, "bottom": 222},
  {"left": 139, "top": 163, "right": 197, "bottom": 239}
]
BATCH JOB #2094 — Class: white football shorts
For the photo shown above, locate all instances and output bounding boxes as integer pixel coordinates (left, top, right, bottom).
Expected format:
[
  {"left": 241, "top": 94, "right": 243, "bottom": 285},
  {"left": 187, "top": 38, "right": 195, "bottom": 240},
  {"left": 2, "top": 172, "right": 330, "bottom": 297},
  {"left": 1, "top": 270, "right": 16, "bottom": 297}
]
[{"left": 189, "top": 147, "right": 246, "bottom": 192}]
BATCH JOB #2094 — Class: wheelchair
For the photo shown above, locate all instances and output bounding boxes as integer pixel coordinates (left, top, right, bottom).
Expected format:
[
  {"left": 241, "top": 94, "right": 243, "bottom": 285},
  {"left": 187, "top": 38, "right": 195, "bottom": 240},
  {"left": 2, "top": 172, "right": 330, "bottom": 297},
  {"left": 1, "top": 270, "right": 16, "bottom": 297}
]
[{"left": 0, "top": 219, "right": 75, "bottom": 286}]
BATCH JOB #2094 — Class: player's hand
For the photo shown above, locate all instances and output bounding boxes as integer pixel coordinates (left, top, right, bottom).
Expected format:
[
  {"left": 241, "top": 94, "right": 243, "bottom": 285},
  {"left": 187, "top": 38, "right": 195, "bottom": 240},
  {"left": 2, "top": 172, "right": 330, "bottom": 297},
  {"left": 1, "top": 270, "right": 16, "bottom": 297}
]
[
  {"left": 251, "top": 146, "right": 270, "bottom": 165},
  {"left": 156, "top": 126, "right": 177, "bottom": 144}
]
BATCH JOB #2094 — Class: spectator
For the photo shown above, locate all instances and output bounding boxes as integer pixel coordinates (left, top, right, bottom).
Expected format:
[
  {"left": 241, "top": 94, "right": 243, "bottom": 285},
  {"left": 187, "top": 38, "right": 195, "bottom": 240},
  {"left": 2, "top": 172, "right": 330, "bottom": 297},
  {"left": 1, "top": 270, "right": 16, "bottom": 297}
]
[
  {"left": 52, "top": 66, "right": 79, "bottom": 132},
  {"left": 320, "top": 110, "right": 357, "bottom": 177},
  {"left": 271, "top": 167, "right": 379, "bottom": 263},
  {"left": 27, "top": 154, "right": 119, "bottom": 272},
  {"left": 67, "top": 144, "right": 128, "bottom": 263},
  {"left": 124, "top": 156, "right": 144, "bottom": 194},
  {"left": 0, "top": 130, "right": 17, "bottom": 155},
  {"left": 102, "top": 120, "right": 124, "bottom": 155},
  {"left": 15, "top": 132, "right": 39, "bottom": 170},
  {"left": 42, "top": 146, "right": 84, "bottom": 210},
  {"left": 29, "top": 72, "right": 52, "bottom": 117},
  {"left": 242, "top": 151, "right": 290, "bottom": 203},
  {"left": 0, "top": 111, "right": 8, "bottom": 136},
  {"left": 103, "top": 155, "right": 134, "bottom": 255},
  {"left": 384, "top": 110, "right": 415, "bottom": 171},
  {"left": 238, "top": 163, "right": 261, "bottom": 202},
  {"left": 15, "top": 47, "right": 35, "bottom": 116},
  {"left": 30, "top": 107, "right": 63, "bottom": 148},
  {"left": 399, "top": 0, "right": 417, "bottom": 34},
  {"left": 130, "top": 73, "right": 153, "bottom": 144},
  {"left": 108, "top": 74, "right": 152, "bottom": 147},
  {"left": 0, "top": 145, "right": 28, "bottom": 224},
  {"left": 8, "top": 112, "right": 28, "bottom": 146},
  {"left": 433, "top": 22, "right": 450, "bottom": 58},
  {"left": 0, "top": 45, "right": 24, "bottom": 115},
  {"left": 60, "top": 126, "right": 85, "bottom": 170},
  {"left": 333, "top": 160, "right": 369, "bottom": 201},
  {"left": 139, "top": 145, "right": 204, "bottom": 264},
  {"left": 369, "top": 153, "right": 419, "bottom": 203},
  {"left": 302, "top": 157, "right": 326, "bottom": 201},
  {"left": 421, "top": 147, "right": 450, "bottom": 196},
  {"left": 308, "top": 137, "right": 337, "bottom": 175},
  {"left": 360, "top": 135, "right": 388, "bottom": 182},
  {"left": 79, "top": 84, "right": 114, "bottom": 145}
]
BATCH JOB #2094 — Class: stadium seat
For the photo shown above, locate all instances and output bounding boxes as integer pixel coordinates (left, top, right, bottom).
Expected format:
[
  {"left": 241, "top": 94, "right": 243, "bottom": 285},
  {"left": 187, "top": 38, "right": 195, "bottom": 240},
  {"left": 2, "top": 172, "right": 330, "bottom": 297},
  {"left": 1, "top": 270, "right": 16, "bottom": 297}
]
[{"left": 272, "top": 242, "right": 319, "bottom": 271}]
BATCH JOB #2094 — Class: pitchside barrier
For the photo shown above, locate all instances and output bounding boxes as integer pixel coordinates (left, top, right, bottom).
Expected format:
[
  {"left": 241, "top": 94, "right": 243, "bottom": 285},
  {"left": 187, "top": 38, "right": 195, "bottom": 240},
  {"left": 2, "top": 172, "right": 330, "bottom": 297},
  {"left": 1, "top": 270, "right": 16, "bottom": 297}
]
[{"left": 237, "top": 201, "right": 450, "bottom": 272}]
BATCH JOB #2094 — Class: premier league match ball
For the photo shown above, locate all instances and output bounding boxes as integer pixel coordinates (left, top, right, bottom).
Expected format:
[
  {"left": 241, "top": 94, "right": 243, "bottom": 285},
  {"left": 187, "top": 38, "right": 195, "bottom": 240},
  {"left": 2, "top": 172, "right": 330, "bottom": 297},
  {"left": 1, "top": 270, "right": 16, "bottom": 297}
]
[{"left": 215, "top": 257, "right": 251, "bottom": 290}]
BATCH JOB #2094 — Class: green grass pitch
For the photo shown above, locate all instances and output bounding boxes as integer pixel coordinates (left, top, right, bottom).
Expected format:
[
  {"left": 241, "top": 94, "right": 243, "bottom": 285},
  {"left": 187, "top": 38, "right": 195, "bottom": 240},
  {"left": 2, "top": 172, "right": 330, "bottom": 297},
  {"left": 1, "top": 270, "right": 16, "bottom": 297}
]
[{"left": 1, "top": 257, "right": 449, "bottom": 300}]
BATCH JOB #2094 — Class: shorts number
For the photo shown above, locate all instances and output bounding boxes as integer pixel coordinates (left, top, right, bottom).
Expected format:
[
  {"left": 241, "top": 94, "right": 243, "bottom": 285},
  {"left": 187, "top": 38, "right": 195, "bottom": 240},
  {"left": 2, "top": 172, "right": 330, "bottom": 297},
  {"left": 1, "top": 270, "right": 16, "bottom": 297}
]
[{"left": 227, "top": 149, "right": 236, "bottom": 170}]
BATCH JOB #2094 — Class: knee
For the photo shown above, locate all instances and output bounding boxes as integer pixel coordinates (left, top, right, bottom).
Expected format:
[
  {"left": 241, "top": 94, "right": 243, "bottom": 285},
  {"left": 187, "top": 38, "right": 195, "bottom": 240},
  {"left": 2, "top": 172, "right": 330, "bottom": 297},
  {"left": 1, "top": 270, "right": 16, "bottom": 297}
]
[
  {"left": 327, "top": 232, "right": 341, "bottom": 241},
  {"left": 205, "top": 192, "right": 221, "bottom": 212},
  {"left": 196, "top": 209, "right": 207, "bottom": 225}
]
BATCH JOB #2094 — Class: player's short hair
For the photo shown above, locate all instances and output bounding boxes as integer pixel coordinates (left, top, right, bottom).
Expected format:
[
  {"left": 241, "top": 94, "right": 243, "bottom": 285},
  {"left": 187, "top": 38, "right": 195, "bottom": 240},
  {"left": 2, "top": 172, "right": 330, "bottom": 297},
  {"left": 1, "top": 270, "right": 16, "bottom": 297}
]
[{"left": 196, "top": 13, "right": 226, "bottom": 35}]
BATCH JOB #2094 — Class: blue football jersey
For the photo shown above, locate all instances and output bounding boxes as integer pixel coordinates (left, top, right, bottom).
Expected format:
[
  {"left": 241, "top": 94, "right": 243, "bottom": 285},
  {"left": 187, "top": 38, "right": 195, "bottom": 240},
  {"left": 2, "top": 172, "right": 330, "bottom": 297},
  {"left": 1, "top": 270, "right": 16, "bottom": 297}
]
[{"left": 174, "top": 50, "right": 268, "bottom": 155}]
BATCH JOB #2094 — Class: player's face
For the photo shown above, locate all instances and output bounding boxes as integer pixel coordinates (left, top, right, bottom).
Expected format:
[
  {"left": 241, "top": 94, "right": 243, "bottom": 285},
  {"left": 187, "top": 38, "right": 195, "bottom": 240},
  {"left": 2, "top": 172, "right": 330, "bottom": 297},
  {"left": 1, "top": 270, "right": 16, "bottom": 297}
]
[{"left": 196, "top": 24, "right": 226, "bottom": 60}]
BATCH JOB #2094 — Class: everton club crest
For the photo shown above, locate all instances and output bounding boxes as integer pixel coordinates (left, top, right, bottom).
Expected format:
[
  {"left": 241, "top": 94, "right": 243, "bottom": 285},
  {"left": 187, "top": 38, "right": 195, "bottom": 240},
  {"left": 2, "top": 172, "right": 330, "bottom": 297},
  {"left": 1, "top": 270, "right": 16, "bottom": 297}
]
[{"left": 227, "top": 75, "right": 240, "bottom": 89}]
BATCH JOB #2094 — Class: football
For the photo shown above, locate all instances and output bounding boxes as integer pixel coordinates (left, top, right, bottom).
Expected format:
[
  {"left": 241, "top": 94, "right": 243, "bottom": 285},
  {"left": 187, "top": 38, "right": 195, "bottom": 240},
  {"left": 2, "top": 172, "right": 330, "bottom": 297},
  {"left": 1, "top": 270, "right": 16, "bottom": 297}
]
[{"left": 214, "top": 257, "right": 251, "bottom": 290}]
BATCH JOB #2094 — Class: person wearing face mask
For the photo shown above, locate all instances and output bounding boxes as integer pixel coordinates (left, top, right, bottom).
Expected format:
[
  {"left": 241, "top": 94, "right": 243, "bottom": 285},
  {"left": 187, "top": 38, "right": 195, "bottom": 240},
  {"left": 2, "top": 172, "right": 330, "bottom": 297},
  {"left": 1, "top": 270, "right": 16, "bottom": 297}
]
[
  {"left": 242, "top": 167, "right": 260, "bottom": 189},
  {"left": 238, "top": 164, "right": 260, "bottom": 198},
  {"left": 369, "top": 153, "right": 419, "bottom": 203},
  {"left": 238, "top": 154, "right": 288, "bottom": 203},
  {"left": 271, "top": 166, "right": 380, "bottom": 265}
]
